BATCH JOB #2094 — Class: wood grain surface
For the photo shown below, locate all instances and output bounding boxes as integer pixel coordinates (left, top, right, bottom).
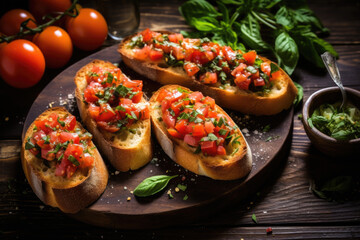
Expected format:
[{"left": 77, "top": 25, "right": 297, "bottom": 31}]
[{"left": 1, "top": 0, "right": 360, "bottom": 239}]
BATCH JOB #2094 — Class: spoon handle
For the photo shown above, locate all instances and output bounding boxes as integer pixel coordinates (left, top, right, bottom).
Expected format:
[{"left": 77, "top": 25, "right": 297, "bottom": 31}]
[{"left": 321, "top": 52, "right": 347, "bottom": 108}]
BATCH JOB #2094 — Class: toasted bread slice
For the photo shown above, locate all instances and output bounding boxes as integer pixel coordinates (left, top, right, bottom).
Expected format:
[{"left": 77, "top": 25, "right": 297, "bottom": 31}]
[
  {"left": 74, "top": 60, "right": 152, "bottom": 171},
  {"left": 149, "top": 85, "right": 252, "bottom": 180},
  {"left": 21, "top": 107, "right": 108, "bottom": 213},
  {"left": 118, "top": 30, "right": 297, "bottom": 116}
]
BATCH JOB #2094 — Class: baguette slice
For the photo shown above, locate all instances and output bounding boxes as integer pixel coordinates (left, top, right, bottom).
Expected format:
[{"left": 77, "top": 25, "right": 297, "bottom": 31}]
[
  {"left": 74, "top": 60, "right": 152, "bottom": 171},
  {"left": 21, "top": 107, "right": 108, "bottom": 213},
  {"left": 150, "top": 85, "right": 252, "bottom": 180},
  {"left": 118, "top": 30, "right": 298, "bottom": 116}
]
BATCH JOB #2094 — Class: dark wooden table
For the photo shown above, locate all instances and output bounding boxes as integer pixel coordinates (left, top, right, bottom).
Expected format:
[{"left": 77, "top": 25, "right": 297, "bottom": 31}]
[{"left": 1, "top": 0, "right": 360, "bottom": 239}]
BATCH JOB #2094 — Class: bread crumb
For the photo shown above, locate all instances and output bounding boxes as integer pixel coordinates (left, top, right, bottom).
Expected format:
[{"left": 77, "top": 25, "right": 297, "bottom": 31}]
[
  {"left": 4, "top": 117, "right": 9, "bottom": 121},
  {"left": 127, "top": 197, "right": 131, "bottom": 201},
  {"left": 124, "top": 186, "right": 127, "bottom": 190},
  {"left": 114, "top": 171, "right": 120, "bottom": 175},
  {"left": 175, "top": 187, "right": 180, "bottom": 192}
]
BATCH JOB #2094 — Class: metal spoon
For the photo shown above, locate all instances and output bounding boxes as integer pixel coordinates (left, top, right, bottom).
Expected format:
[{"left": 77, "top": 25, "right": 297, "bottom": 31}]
[{"left": 321, "top": 51, "right": 347, "bottom": 109}]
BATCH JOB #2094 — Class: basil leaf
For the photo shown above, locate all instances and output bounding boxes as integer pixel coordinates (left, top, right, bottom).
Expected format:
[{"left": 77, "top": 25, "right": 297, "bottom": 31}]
[
  {"left": 68, "top": 155, "right": 80, "bottom": 166},
  {"left": 252, "top": 213, "right": 258, "bottom": 223},
  {"left": 275, "top": 6, "right": 294, "bottom": 30},
  {"left": 179, "top": 0, "right": 221, "bottom": 27},
  {"left": 293, "top": 82, "right": 303, "bottom": 107},
  {"left": 25, "top": 140, "right": 36, "bottom": 150},
  {"left": 57, "top": 117, "right": 66, "bottom": 127},
  {"left": 133, "top": 175, "right": 178, "bottom": 197},
  {"left": 275, "top": 31, "right": 299, "bottom": 75}
]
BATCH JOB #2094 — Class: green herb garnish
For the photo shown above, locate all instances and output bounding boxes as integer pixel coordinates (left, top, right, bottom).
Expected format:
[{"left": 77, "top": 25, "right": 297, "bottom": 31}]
[{"left": 133, "top": 175, "right": 178, "bottom": 197}]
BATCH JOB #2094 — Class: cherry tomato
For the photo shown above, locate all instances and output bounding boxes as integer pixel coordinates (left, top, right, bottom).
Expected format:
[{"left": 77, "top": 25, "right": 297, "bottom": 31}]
[
  {"left": 29, "top": 0, "right": 71, "bottom": 23},
  {"left": 66, "top": 8, "right": 107, "bottom": 51},
  {"left": 33, "top": 26, "right": 72, "bottom": 68},
  {"left": 0, "top": 39, "right": 45, "bottom": 88},
  {"left": 0, "top": 9, "right": 37, "bottom": 38}
]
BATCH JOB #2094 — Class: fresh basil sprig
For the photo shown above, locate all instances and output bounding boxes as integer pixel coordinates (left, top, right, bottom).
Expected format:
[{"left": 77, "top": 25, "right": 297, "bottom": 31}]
[
  {"left": 179, "top": 0, "right": 338, "bottom": 75},
  {"left": 133, "top": 175, "right": 178, "bottom": 197}
]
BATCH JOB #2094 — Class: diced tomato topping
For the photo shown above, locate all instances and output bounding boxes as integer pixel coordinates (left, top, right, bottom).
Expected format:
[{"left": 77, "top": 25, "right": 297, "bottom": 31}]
[
  {"left": 253, "top": 78, "right": 265, "bottom": 87},
  {"left": 133, "top": 45, "right": 151, "bottom": 60},
  {"left": 163, "top": 110, "right": 176, "bottom": 128},
  {"left": 261, "top": 62, "right": 271, "bottom": 76},
  {"left": 167, "top": 128, "right": 183, "bottom": 139},
  {"left": 191, "top": 123, "right": 206, "bottom": 137},
  {"left": 168, "top": 33, "right": 184, "bottom": 44},
  {"left": 149, "top": 48, "right": 164, "bottom": 61},
  {"left": 81, "top": 153, "right": 94, "bottom": 168},
  {"left": 235, "top": 74, "right": 251, "bottom": 90},
  {"left": 271, "top": 70, "right": 281, "bottom": 80},
  {"left": 222, "top": 46, "right": 237, "bottom": 63},
  {"left": 184, "top": 134, "right": 200, "bottom": 147},
  {"left": 203, "top": 96, "right": 215, "bottom": 108},
  {"left": 88, "top": 103, "right": 100, "bottom": 120},
  {"left": 243, "top": 50, "right": 257, "bottom": 65},
  {"left": 204, "top": 121, "right": 215, "bottom": 134},
  {"left": 171, "top": 46, "right": 186, "bottom": 60},
  {"left": 188, "top": 91, "right": 204, "bottom": 103},
  {"left": 97, "top": 121, "right": 120, "bottom": 132},
  {"left": 97, "top": 103, "right": 116, "bottom": 122},
  {"left": 140, "top": 28, "right": 153, "bottom": 42},
  {"left": 64, "top": 115, "right": 76, "bottom": 131},
  {"left": 216, "top": 145, "right": 226, "bottom": 155},
  {"left": 199, "top": 72, "right": 217, "bottom": 84},
  {"left": 184, "top": 62, "right": 200, "bottom": 77},
  {"left": 200, "top": 141, "right": 217, "bottom": 156},
  {"left": 59, "top": 132, "right": 80, "bottom": 144},
  {"left": 156, "top": 88, "right": 172, "bottom": 102},
  {"left": 175, "top": 119, "right": 188, "bottom": 135}
]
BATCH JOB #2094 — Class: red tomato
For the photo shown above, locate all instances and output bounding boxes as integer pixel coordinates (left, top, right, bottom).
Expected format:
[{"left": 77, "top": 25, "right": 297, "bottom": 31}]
[
  {"left": 64, "top": 143, "right": 83, "bottom": 160},
  {"left": 222, "top": 46, "right": 236, "bottom": 63},
  {"left": 199, "top": 72, "right": 217, "bottom": 84},
  {"left": 261, "top": 62, "right": 271, "bottom": 76},
  {"left": 66, "top": 8, "right": 107, "bottom": 51},
  {"left": 175, "top": 119, "right": 188, "bottom": 135},
  {"left": 270, "top": 69, "right": 281, "bottom": 80},
  {"left": 216, "top": 145, "right": 226, "bottom": 155},
  {"left": 200, "top": 141, "right": 217, "bottom": 156},
  {"left": 204, "top": 121, "right": 215, "bottom": 134},
  {"left": 203, "top": 96, "right": 215, "bottom": 108},
  {"left": 64, "top": 115, "right": 76, "bottom": 131},
  {"left": 184, "top": 62, "right": 200, "bottom": 77},
  {"left": 133, "top": 45, "right": 150, "bottom": 60},
  {"left": 41, "top": 148, "right": 55, "bottom": 161},
  {"left": 81, "top": 153, "right": 94, "bottom": 168},
  {"left": 243, "top": 50, "right": 257, "bottom": 65},
  {"left": 32, "top": 26, "right": 72, "bottom": 68},
  {"left": 167, "top": 128, "right": 183, "bottom": 139},
  {"left": 188, "top": 91, "right": 204, "bottom": 103},
  {"left": 184, "top": 134, "right": 200, "bottom": 147},
  {"left": 235, "top": 75, "right": 251, "bottom": 90},
  {"left": 163, "top": 110, "right": 176, "bottom": 128},
  {"left": 96, "top": 121, "right": 120, "bottom": 133},
  {"left": 29, "top": 0, "right": 71, "bottom": 23},
  {"left": 168, "top": 33, "right": 184, "bottom": 44},
  {"left": 0, "top": 39, "right": 45, "bottom": 88},
  {"left": 253, "top": 78, "right": 265, "bottom": 87},
  {"left": 88, "top": 103, "right": 100, "bottom": 119},
  {"left": 97, "top": 103, "right": 116, "bottom": 122},
  {"left": 192, "top": 123, "right": 206, "bottom": 137},
  {"left": 0, "top": 9, "right": 37, "bottom": 38},
  {"left": 140, "top": 28, "right": 153, "bottom": 42},
  {"left": 171, "top": 46, "right": 185, "bottom": 60},
  {"left": 149, "top": 48, "right": 164, "bottom": 61},
  {"left": 59, "top": 132, "right": 80, "bottom": 144}
]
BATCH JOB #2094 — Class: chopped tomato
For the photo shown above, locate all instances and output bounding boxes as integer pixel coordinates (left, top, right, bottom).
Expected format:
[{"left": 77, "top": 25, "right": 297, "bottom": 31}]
[
  {"left": 199, "top": 72, "right": 217, "bottom": 84},
  {"left": 84, "top": 81, "right": 103, "bottom": 103},
  {"left": 149, "top": 48, "right": 163, "bottom": 61},
  {"left": 200, "top": 141, "right": 217, "bottom": 156},
  {"left": 204, "top": 121, "right": 215, "bottom": 134},
  {"left": 59, "top": 132, "right": 80, "bottom": 144},
  {"left": 270, "top": 70, "right": 281, "bottom": 80},
  {"left": 253, "top": 78, "right": 265, "bottom": 87},
  {"left": 171, "top": 46, "right": 185, "bottom": 60},
  {"left": 191, "top": 123, "right": 206, "bottom": 137},
  {"left": 167, "top": 128, "right": 183, "bottom": 139},
  {"left": 168, "top": 33, "right": 184, "bottom": 44},
  {"left": 81, "top": 153, "right": 94, "bottom": 168},
  {"left": 184, "top": 134, "right": 200, "bottom": 147},
  {"left": 97, "top": 103, "right": 116, "bottom": 122},
  {"left": 231, "top": 63, "right": 247, "bottom": 77},
  {"left": 216, "top": 145, "right": 226, "bottom": 155},
  {"left": 234, "top": 74, "right": 251, "bottom": 90},
  {"left": 88, "top": 103, "right": 100, "bottom": 120},
  {"left": 184, "top": 62, "right": 200, "bottom": 77},
  {"left": 261, "top": 62, "right": 271, "bottom": 76},
  {"left": 64, "top": 143, "right": 83, "bottom": 161},
  {"left": 97, "top": 121, "right": 120, "bottom": 132},
  {"left": 133, "top": 45, "right": 151, "bottom": 60},
  {"left": 163, "top": 110, "right": 176, "bottom": 128},
  {"left": 140, "top": 28, "right": 153, "bottom": 42},
  {"left": 131, "top": 91, "right": 143, "bottom": 103},
  {"left": 243, "top": 50, "right": 257, "bottom": 65},
  {"left": 188, "top": 91, "right": 204, "bottom": 103},
  {"left": 175, "top": 119, "right": 188, "bottom": 135},
  {"left": 203, "top": 96, "right": 215, "bottom": 108},
  {"left": 41, "top": 148, "right": 55, "bottom": 161},
  {"left": 222, "top": 46, "right": 236, "bottom": 63},
  {"left": 64, "top": 115, "right": 76, "bottom": 131},
  {"left": 156, "top": 88, "right": 172, "bottom": 102}
]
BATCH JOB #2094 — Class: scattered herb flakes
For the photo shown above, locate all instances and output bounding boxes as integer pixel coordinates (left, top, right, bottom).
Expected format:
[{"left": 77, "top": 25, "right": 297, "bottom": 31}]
[
  {"left": 183, "top": 194, "right": 189, "bottom": 201},
  {"left": 265, "top": 135, "right": 280, "bottom": 142},
  {"left": 251, "top": 213, "right": 258, "bottom": 223},
  {"left": 262, "top": 124, "right": 271, "bottom": 132},
  {"left": 167, "top": 190, "right": 174, "bottom": 199},
  {"left": 177, "top": 184, "right": 187, "bottom": 191},
  {"left": 298, "top": 114, "right": 303, "bottom": 119}
]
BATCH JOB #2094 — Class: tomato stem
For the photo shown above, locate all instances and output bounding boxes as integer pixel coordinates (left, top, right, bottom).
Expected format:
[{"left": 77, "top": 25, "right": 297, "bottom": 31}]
[{"left": 0, "top": 0, "right": 79, "bottom": 43}]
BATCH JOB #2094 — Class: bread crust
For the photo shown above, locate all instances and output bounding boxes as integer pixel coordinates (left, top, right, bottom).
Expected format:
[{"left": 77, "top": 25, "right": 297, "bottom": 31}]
[
  {"left": 149, "top": 85, "right": 252, "bottom": 180},
  {"left": 74, "top": 60, "right": 152, "bottom": 171},
  {"left": 21, "top": 107, "right": 109, "bottom": 213},
  {"left": 118, "top": 31, "right": 298, "bottom": 116}
]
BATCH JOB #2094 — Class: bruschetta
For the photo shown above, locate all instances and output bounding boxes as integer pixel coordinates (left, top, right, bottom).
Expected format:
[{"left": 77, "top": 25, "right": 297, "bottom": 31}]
[
  {"left": 21, "top": 107, "right": 108, "bottom": 213},
  {"left": 149, "top": 85, "right": 252, "bottom": 180},
  {"left": 74, "top": 60, "right": 152, "bottom": 171},
  {"left": 118, "top": 29, "right": 298, "bottom": 116}
]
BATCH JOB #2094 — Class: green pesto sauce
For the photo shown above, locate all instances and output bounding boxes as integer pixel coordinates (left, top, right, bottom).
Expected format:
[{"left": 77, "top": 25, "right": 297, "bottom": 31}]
[{"left": 308, "top": 102, "right": 360, "bottom": 140}]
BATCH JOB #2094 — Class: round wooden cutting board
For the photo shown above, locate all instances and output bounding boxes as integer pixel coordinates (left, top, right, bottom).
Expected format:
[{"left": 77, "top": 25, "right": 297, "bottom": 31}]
[{"left": 22, "top": 44, "right": 294, "bottom": 229}]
